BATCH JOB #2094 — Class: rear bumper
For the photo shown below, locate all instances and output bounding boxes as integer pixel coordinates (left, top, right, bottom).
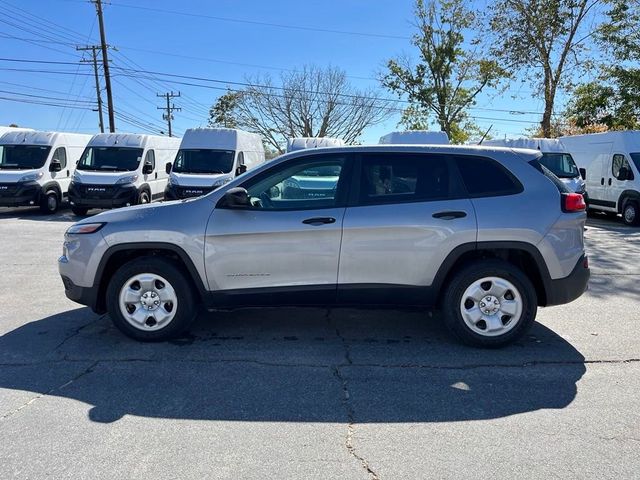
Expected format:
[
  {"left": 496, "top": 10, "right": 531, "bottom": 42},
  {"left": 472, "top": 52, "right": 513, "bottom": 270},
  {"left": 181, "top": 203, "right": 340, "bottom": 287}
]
[
  {"left": 68, "top": 182, "right": 138, "bottom": 209},
  {"left": 0, "top": 181, "right": 41, "bottom": 207},
  {"left": 545, "top": 255, "right": 590, "bottom": 306}
]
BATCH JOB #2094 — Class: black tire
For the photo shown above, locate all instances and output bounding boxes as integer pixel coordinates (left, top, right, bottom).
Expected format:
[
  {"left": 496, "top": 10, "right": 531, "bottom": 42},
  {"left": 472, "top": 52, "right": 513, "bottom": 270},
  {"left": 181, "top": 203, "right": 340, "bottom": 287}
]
[
  {"left": 442, "top": 260, "right": 537, "bottom": 348},
  {"left": 106, "top": 257, "right": 198, "bottom": 341},
  {"left": 39, "top": 190, "right": 59, "bottom": 214},
  {"left": 138, "top": 190, "right": 151, "bottom": 205},
  {"left": 622, "top": 201, "right": 640, "bottom": 226},
  {"left": 71, "top": 206, "right": 89, "bottom": 216}
]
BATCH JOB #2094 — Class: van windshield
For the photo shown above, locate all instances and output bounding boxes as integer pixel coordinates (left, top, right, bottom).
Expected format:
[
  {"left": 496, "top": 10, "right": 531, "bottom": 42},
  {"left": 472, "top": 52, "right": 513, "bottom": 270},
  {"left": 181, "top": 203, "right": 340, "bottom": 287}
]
[
  {"left": 172, "top": 149, "right": 235, "bottom": 174},
  {"left": 539, "top": 153, "right": 579, "bottom": 178},
  {"left": 77, "top": 147, "right": 143, "bottom": 172},
  {"left": 0, "top": 145, "right": 51, "bottom": 170},
  {"left": 631, "top": 153, "right": 640, "bottom": 173}
]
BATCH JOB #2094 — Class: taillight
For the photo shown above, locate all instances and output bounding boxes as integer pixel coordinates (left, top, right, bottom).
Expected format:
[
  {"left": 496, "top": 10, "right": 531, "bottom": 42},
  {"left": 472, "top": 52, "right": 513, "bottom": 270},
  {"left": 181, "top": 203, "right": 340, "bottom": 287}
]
[{"left": 561, "top": 193, "right": 586, "bottom": 212}]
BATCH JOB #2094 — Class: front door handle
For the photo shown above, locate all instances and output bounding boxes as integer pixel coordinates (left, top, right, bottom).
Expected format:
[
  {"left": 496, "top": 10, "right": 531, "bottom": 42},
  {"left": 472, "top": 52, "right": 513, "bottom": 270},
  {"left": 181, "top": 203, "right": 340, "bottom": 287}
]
[
  {"left": 433, "top": 211, "right": 467, "bottom": 220},
  {"left": 608, "top": 178, "right": 612, "bottom": 186},
  {"left": 302, "top": 217, "right": 336, "bottom": 226},
  {"left": 601, "top": 178, "right": 605, "bottom": 185}
]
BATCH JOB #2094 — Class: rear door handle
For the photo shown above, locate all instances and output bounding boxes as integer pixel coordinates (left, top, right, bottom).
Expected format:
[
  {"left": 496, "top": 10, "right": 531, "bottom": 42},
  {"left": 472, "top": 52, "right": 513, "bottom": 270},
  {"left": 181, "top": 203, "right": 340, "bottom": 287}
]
[
  {"left": 302, "top": 217, "right": 336, "bottom": 226},
  {"left": 433, "top": 211, "right": 467, "bottom": 220},
  {"left": 608, "top": 178, "right": 612, "bottom": 186},
  {"left": 601, "top": 178, "right": 605, "bottom": 185}
]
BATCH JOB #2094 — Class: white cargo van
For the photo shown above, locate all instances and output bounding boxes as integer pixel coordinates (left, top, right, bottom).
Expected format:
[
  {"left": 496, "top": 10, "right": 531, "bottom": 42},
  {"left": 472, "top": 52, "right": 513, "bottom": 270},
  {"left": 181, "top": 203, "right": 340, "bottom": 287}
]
[
  {"left": 379, "top": 130, "right": 450, "bottom": 145},
  {"left": 0, "top": 130, "right": 91, "bottom": 213},
  {"left": 482, "top": 138, "right": 585, "bottom": 194},
  {"left": 286, "top": 137, "right": 345, "bottom": 152},
  {"left": 165, "top": 128, "right": 265, "bottom": 200},
  {"left": 0, "top": 126, "right": 33, "bottom": 137},
  {"left": 69, "top": 133, "right": 180, "bottom": 216},
  {"left": 560, "top": 131, "right": 640, "bottom": 225}
]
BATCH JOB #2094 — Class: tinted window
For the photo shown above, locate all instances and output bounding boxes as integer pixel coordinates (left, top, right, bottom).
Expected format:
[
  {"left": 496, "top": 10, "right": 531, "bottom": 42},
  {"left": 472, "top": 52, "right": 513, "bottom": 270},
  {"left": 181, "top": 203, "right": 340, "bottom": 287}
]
[
  {"left": 455, "top": 155, "right": 523, "bottom": 197},
  {"left": 242, "top": 155, "right": 347, "bottom": 210},
  {"left": 359, "top": 153, "right": 455, "bottom": 205},
  {"left": 52, "top": 147, "right": 67, "bottom": 169},
  {"left": 0, "top": 145, "right": 51, "bottom": 170},
  {"left": 528, "top": 159, "right": 570, "bottom": 193}
]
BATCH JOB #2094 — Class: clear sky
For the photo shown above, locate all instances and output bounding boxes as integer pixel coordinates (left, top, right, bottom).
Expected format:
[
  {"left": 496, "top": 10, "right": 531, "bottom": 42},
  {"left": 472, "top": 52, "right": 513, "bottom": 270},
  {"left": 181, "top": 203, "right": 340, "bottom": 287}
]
[{"left": 0, "top": 0, "right": 572, "bottom": 143}]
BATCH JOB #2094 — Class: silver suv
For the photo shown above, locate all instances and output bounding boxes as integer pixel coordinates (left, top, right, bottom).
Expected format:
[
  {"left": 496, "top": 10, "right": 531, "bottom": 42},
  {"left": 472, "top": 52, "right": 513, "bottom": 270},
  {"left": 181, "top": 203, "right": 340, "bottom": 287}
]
[{"left": 59, "top": 145, "right": 589, "bottom": 347}]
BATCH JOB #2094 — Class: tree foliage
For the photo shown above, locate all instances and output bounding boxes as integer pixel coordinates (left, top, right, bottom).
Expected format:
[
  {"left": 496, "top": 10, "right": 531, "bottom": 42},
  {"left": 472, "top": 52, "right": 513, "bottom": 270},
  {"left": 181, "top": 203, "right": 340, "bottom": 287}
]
[
  {"left": 208, "top": 66, "right": 393, "bottom": 153},
  {"left": 382, "top": 0, "right": 506, "bottom": 144},
  {"left": 490, "top": 0, "right": 601, "bottom": 138}
]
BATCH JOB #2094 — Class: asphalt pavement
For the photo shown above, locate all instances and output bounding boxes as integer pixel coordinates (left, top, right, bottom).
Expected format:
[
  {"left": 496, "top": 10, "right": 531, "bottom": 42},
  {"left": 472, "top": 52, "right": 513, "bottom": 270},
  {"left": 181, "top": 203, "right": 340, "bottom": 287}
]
[{"left": 0, "top": 207, "right": 638, "bottom": 479}]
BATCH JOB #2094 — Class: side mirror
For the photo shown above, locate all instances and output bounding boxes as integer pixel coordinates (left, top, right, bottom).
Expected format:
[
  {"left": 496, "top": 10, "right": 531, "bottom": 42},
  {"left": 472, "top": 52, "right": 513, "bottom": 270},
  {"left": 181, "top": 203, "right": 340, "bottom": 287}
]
[
  {"left": 218, "top": 187, "right": 251, "bottom": 208},
  {"left": 166, "top": 163, "right": 172, "bottom": 174},
  {"left": 142, "top": 161, "right": 154, "bottom": 175},
  {"left": 236, "top": 164, "right": 247, "bottom": 176},
  {"left": 579, "top": 168, "right": 586, "bottom": 180},
  {"left": 49, "top": 160, "right": 62, "bottom": 172}
]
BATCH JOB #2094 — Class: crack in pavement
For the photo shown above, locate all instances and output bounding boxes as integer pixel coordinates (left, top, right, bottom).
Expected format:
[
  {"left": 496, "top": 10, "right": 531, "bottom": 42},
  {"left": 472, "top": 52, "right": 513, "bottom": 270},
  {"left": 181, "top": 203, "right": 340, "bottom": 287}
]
[
  {"left": 327, "top": 308, "right": 380, "bottom": 480},
  {"left": 1, "top": 361, "right": 98, "bottom": 421},
  {"left": 50, "top": 314, "right": 108, "bottom": 354}
]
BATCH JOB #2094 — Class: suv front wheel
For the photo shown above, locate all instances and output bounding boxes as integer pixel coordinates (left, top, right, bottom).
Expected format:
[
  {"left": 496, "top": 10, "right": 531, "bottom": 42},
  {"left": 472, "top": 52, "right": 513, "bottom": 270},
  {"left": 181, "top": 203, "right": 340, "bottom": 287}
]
[
  {"left": 442, "top": 260, "right": 537, "bottom": 348},
  {"left": 106, "top": 257, "right": 198, "bottom": 341}
]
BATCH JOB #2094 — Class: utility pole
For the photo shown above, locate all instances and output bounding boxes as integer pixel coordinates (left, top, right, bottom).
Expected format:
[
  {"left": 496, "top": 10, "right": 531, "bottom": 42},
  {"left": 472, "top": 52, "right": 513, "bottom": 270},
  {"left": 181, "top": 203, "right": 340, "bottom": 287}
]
[
  {"left": 77, "top": 45, "right": 104, "bottom": 133},
  {"left": 157, "top": 92, "right": 181, "bottom": 137},
  {"left": 92, "top": 0, "right": 115, "bottom": 132}
]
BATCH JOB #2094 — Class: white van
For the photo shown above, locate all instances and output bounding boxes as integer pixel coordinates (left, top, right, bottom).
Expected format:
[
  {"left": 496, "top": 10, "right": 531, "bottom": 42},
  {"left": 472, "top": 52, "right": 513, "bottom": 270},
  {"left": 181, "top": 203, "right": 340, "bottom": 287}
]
[
  {"left": 286, "top": 137, "right": 345, "bottom": 152},
  {"left": 0, "top": 126, "right": 33, "bottom": 137},
  {"left": 379, "top": 130, "right": 450, "bottom": 145},
  {"left": 165, "top": 128, "right": 265, "bottom": 200},
  {"left": 0, "top": 130, "right": 92, "bottom": 213},
  {"left": 560, "top": 131, "right": 640, "bottom": 225},
  {"left": 482, "top": 138, "right": 585, "bottom": 194},
  {"left": 69, "top": 133, "right": 180, "bottom": 216}
]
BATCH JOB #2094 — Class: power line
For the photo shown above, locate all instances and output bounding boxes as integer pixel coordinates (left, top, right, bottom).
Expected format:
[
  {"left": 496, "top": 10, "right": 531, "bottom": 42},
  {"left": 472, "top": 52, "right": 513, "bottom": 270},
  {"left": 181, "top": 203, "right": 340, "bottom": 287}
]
[{"left": 91, "top": 0, "right": 115, "bottom": 132}]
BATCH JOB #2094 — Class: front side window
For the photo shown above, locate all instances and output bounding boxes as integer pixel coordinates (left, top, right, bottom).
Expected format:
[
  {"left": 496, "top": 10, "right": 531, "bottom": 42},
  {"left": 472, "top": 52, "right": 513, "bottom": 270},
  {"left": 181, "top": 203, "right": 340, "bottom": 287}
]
[
  {"left": 173, "top": 149, "right": 235, "bottom": 174},
  {"left": 0, "top": 145, "right": 51, "bottom": 170},
  {"left": 242, "top": 155, "right": 346, "bottom": 210},
  {"left": 359, "top": 153, "right": 455, "bottom": 205},
  {"left": 455, "top": 155, "right": 523, "bottom": 197},
  {"left": 52, "top": 147, "right": 67, "bottom": 169},
  {"left": 612, "top": 154, "right": 632, "bottom": 180},
  {"left": 145, "top": 150, "right": 156, "bottom": 171},
  {"left": 77, "top": 147, "right": 144, "bottom": 172},
  {"left": 539, "top": 153, "right": 579, "bottom": 178}
]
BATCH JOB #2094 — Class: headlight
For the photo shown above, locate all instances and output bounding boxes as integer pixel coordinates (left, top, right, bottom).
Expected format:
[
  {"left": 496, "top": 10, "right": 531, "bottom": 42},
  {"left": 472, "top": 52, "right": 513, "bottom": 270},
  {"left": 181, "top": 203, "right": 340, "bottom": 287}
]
[
  {"left": 212, "top": 177, "right": 232, "bottom": 187},
  {"left": 19, "top": 172, "right": 43, "bottom": 183},
  {"left": 66, "top": 222, "right": 106, "bottom": 235},
  {"left": 115, "top": 175, "right": 139, "bottom": 185},
  {"left": 72, "top": 172, "right": 83, "bottom": 184}
]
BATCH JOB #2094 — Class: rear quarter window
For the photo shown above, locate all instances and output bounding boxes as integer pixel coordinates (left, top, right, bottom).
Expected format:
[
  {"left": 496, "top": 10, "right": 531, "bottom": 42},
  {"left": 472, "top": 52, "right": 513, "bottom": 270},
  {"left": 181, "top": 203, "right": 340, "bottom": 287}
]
[
  {"left": 528, "top": 159, "right": 571, "bottom": 193},
  {"left": 454, "top": 155, "right": 524, "bottom": 197}
]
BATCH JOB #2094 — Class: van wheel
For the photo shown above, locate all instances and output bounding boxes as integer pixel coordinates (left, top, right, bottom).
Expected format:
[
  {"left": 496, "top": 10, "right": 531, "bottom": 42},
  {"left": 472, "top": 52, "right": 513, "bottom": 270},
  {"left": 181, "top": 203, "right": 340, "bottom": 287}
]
[
  {"left": 71, "top": 206, "right": 89, "bottom": 216},
  {"left": 622, "top": 201, "right": 640, "bottom": 226},
  {"left": 106, "top": 257, "right": 198, "bottom": 341},
  {"left": 138, "top": 190, "right": 150, "bottom": 205},
  {"left": 442, "top": 260, "right": 537, "bottom": 348},
  {"left": 39, "top": 191, "right": 59, "bottom": 214}
]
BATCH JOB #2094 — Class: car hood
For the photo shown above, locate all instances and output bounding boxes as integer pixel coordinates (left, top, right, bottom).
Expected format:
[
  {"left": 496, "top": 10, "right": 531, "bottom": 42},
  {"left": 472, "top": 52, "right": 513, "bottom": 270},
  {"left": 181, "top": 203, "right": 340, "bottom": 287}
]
[
  {"left": 0, "top": 169, "right": 41, "bottom": 183},
  {"left": 74, "top": 170, "right": 138, "bottom": 185},
  {"left": 171, "top": 172, "right": 232, "bottom": 188}
]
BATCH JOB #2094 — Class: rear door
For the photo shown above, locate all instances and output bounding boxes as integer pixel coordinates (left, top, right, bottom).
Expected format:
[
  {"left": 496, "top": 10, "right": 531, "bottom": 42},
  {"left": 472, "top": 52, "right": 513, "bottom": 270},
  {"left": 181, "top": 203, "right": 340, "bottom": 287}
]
[
  {"left": 205, "top": 152, "right": 353, "bottom": 300},
  {"left": 338, "top": 152, "right": 477, "bottom": 303}
]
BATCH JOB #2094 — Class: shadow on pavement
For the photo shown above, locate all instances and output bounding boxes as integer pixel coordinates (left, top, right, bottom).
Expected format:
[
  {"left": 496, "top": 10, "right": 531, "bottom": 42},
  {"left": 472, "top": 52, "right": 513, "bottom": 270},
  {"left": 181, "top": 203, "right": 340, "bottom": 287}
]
[{"left": 0, "top": 306, "right": 586, "bottom": 424}]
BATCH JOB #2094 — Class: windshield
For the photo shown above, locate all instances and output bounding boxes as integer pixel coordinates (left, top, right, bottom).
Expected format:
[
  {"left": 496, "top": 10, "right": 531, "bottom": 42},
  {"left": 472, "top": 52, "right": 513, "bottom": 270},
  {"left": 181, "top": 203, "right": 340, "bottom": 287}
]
[
  {"left": 631, "top": 153, "right": 640, "bottom": 173},
  {"left": 172, "top": 149, "right": 235, "bottom": 174},
  {"left": 539, "top": 153, "right": 579, "bottom": 178},
  {"left": 0, "top": 145, "right": 51, "bottom": 170},
  {"left": 77, "top": 147, "right": 144, "bottom": 172},
  {"left": 295, "top": 165, "right": 342, "bottom": 177}
]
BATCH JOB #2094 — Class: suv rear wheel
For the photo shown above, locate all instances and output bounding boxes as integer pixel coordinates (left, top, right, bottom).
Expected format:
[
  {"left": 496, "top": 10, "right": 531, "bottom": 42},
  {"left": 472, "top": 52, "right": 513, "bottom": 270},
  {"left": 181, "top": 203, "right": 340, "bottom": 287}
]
[
  {"left": 106, "top": 257, "right": 198, "bottom": 341},
  {"left": 442, "top": 260, "right": 537, "bottom": 348}
]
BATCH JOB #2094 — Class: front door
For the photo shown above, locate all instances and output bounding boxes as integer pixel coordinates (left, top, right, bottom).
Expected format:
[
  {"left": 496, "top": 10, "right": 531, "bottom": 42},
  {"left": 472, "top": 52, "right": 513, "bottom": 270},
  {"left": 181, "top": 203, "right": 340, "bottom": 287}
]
[
  {"left": 608, "top": 153, "right": 633, "bottom": 210},
  {"left": 204, "top": 153, "right": 353, "bottom": 302}
]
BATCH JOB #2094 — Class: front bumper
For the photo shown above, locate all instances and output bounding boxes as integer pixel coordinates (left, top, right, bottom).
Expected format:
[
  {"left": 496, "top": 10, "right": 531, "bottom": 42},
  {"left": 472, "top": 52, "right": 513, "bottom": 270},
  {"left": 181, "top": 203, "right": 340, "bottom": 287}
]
[
  {"left": 69, "top": 182, "right": 138, "bottom": 209},
  {"left": 60, "top": 273, "right": 101, "bottom": 312},
  {"left": 0, "top": 181, "right": 41, "bottom": 207},
  {"left": 545, "top": 255, "right": 590, "bottom": 306},
  {"left": 164, "top": 183, "right": 214, "bottom": 200}
]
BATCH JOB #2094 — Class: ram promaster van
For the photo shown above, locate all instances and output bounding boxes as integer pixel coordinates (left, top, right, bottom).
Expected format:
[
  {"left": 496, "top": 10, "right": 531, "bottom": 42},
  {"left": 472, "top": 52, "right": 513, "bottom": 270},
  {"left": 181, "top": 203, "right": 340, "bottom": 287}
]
[
  {"left": 379, "top": 130, "right": 450, "bottom": 145},
  {"left": 69, "top": 133, "right": 180, "bottom": 216},
  {"left": 483, "top": 138, "right": 585, "bottom": 194},
  {"left": 0, "top": 126, "right": 33, "bottom": 137},
  {"left": 165, "top": 128, "right": 265, "bottom": 200},
  {"left": 560, "top": 131, "right": 640, "bottom": 225},
  {"left": 0, "top": 130, "right": 91, "bottom": 213},
  {"left": 286, "top": 137, "right": 345, "bottom": 152}
]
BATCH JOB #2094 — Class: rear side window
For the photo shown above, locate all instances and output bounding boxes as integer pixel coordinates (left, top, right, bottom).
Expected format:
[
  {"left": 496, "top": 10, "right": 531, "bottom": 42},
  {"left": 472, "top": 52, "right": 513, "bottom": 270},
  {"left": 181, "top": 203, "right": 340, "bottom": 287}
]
[
  {"left": 359, "top": 153, "right": 460, "bottom": 205},
  {"left": 455, "top": 155, "right": 523, "bottom": 197},
  {"left": 528, "top": 159, "right": 570, "bottom": 193}
]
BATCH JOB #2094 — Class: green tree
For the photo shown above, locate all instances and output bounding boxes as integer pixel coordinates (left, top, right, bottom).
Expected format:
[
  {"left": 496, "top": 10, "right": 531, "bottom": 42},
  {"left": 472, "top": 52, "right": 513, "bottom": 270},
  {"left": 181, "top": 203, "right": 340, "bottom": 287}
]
[
  {"left": 208, "top": 91, "right": 242, "bottom": 129},
  {"left": 490, "top": 0, "right": 601, "bottom": 138},
  {"left": 382, "top": 0, "right": 506, "bottom": 144}
]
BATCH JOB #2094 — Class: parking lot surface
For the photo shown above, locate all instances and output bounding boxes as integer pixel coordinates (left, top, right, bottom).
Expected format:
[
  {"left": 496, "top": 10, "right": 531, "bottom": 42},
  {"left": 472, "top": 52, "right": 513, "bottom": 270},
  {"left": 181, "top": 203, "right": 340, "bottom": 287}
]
[{"left": 1, "top": 207, "right": 639, "bottom": 479}]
